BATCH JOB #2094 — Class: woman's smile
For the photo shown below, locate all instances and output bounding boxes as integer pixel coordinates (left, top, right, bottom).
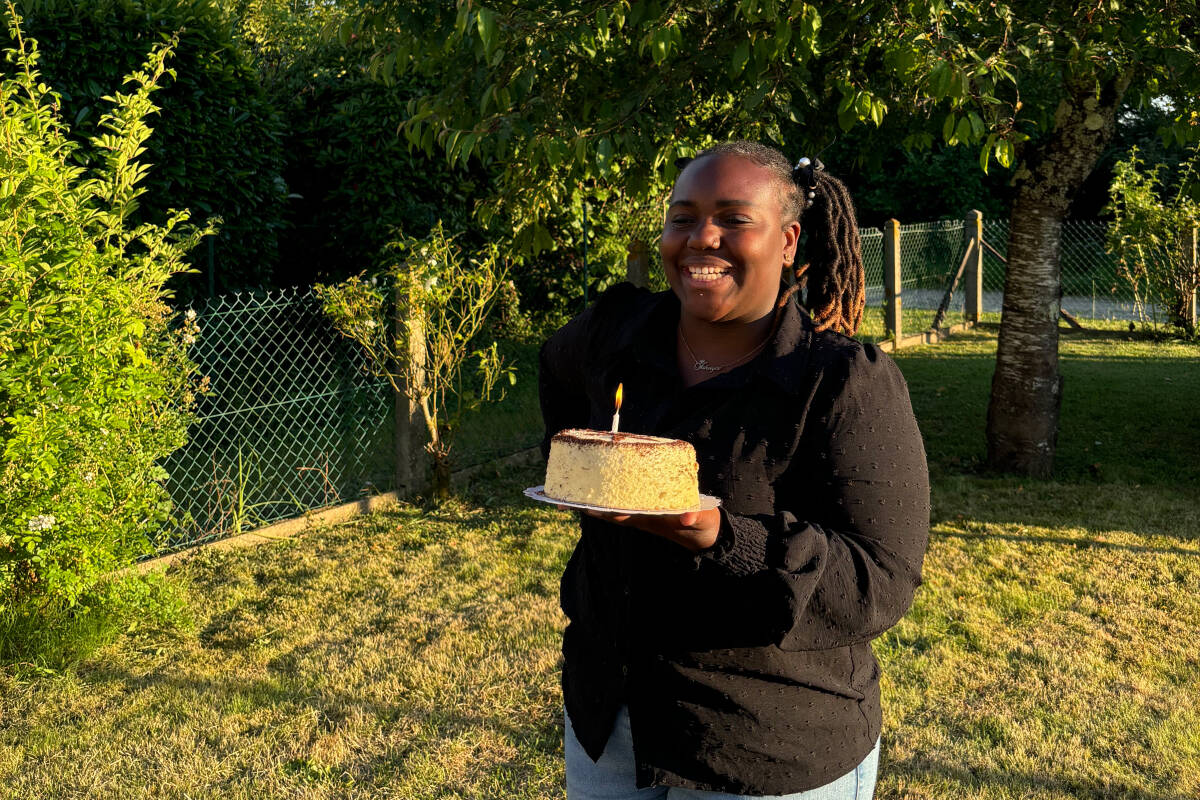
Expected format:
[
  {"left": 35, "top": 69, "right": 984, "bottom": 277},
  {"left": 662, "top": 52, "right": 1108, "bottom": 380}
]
[{"left": 680, "top": 261, "right": 735, "bottom": 286}]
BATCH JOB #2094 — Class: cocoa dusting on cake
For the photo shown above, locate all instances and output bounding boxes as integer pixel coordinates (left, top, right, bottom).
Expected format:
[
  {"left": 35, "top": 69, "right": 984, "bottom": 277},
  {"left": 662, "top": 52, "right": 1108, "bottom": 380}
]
[{"left": 553, "top": 429, "right": 694, "bottom": 451}]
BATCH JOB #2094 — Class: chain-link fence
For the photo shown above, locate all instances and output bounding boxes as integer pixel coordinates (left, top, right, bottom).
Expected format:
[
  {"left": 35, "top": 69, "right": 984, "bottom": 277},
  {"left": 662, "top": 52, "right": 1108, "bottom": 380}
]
[
  {"left": 982, "top": 219, "right": 1144, "bottom": 321},
  {"left": 158, "top": 286, "right": 546, "bottom": 556},
  {"left": 160, "top": 288, "right": 395, "bottom": 553}
]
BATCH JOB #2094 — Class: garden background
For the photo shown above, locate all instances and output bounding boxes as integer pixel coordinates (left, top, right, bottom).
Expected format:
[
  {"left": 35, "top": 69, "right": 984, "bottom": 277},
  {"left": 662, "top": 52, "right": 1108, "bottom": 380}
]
[{"left": 1, "top": 1, "right": 1198, "bottom": 798}]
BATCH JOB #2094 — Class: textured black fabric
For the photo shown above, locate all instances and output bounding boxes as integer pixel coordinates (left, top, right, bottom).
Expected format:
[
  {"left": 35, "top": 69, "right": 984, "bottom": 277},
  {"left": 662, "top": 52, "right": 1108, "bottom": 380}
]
[{"left": 539, "top": 283, "right": 931, "bottom": 795}]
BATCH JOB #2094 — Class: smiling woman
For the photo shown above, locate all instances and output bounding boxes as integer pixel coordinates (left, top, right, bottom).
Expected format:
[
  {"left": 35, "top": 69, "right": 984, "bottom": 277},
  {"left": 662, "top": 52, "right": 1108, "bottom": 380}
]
[
  {"left": 662, "top": 153, "right": 801, "bottom": 329},
  {"left": 538, "top": 141, "right": 929, "bottom": 800}
]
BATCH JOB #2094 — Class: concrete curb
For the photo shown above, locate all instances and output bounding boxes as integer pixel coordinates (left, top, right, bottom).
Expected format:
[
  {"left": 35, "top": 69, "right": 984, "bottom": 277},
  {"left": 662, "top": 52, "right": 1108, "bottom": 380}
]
[{"left": 875, "top": 320, "right": 976, "bottom": 353}]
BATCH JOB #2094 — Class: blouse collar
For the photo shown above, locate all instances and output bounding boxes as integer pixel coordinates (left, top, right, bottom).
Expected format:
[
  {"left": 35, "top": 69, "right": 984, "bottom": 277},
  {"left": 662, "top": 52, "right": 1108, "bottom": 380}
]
[{"left": 614, "top": 286, "right": 816, "bottom": 395}]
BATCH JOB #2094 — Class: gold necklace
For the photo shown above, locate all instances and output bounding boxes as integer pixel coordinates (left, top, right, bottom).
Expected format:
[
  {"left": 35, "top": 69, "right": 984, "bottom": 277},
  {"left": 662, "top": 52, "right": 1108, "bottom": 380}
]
[{"left": 678, "top": 325, "right": 770, "bottom": 373}]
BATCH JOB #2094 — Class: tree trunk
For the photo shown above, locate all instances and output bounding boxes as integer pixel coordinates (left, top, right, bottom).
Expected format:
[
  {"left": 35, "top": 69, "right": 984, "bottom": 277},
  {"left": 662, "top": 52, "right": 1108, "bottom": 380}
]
[
  {"left": 431, "top": 452, "right": 452, "bottom": 502},
  {"left": 987, "top": 200, "right": 1065, "bottom": 476},
  {"left": 986, "top": 74, "right": 1130, "bottom": 477}
]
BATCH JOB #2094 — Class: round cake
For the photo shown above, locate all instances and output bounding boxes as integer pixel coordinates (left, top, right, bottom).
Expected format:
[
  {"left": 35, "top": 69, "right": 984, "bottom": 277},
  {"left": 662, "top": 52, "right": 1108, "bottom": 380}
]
[{"left": 544, "top": 429, "right": 700, "bottom": 511}]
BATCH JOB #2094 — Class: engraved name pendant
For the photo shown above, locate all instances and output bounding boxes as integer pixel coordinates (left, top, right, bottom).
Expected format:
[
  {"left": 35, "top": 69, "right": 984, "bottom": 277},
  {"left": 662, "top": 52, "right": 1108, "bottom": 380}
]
[{"left": 694, "top": 359, "right": 722, "bottom": 372}]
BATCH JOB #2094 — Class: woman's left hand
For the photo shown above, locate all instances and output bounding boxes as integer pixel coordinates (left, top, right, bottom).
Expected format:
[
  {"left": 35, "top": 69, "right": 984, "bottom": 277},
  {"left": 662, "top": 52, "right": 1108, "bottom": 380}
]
[{"left": 582, "top": 506, "right": 723, "bottom": 552}]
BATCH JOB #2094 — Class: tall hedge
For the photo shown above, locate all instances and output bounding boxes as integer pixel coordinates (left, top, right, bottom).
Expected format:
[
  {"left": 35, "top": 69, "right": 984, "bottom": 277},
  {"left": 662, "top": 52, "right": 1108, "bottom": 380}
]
[
  {"left": 7, "top": 0, "right": 286, "bottom": 300},
  {"left": 1, "top": 14, "right": 206, "bottom": 620}
]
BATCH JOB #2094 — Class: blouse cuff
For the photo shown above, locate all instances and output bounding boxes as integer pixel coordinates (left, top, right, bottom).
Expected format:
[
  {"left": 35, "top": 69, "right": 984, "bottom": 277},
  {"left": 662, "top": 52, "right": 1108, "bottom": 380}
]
[{"left": 692, "top": 509, "right": 771, "bottom": 577}]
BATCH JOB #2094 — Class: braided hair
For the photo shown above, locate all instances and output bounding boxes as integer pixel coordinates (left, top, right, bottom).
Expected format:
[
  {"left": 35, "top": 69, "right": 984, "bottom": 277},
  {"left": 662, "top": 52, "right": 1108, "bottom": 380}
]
[{"left": 677, "top": 141, "right": 865, "bottom": 337}]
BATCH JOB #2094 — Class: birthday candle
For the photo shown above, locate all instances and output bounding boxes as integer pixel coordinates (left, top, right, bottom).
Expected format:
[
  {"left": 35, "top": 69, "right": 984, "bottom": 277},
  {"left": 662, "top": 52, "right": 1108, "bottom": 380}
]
[{"left": 610, "top": 382, "right": 623, "bottom": 434}]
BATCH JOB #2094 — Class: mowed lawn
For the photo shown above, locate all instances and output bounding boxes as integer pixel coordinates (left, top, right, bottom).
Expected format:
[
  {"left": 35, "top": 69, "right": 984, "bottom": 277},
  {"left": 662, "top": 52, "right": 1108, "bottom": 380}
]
[{"left": 1, "top": 323, "right": 1198, "bottom": 799}]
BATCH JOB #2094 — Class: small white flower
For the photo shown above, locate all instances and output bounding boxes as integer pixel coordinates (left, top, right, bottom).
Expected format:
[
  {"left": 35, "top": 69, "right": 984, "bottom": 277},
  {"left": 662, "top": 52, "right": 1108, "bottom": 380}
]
[
  {"left": 363, "top": 319, "right": 378, "bottom": 329},
  {"left": 182, "top": 334, "right": 196, "bottom": 346},
  {"left": 27, "top": 514, "right": 56, "bottom": 532},
  {"left": 83, "top": 471, "right": 95, "bottom": 484},
  {"left": 185, "top": 309, "right": 197, "bottom": 321}
]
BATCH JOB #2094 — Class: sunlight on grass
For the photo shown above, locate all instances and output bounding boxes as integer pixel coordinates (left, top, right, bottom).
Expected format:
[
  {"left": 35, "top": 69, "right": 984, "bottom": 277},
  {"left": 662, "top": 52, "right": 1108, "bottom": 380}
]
[{"left": 1, "top": 325, "right": 1197, "bottom": 799}]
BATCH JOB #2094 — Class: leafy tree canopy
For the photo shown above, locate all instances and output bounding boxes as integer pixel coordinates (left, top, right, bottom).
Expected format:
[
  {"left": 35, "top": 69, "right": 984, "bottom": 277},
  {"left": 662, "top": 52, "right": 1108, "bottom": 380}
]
[
  {"left": 357, "top": 2, "right": 1197, "bottom": 245},
  {"left": 358, "top": 1, "right": 872, "bottom": 253}
]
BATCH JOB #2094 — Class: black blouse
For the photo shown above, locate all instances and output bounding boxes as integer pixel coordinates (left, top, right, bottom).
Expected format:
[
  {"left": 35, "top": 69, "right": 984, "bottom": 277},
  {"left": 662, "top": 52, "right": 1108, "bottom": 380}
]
[{"left": 538, "top": 283, "right": 930, "bottom": 795}]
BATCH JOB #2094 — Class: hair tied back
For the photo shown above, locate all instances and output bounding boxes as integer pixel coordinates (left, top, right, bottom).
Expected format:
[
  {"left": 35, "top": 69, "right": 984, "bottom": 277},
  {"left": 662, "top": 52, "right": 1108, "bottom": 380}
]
[{"left": 792, "top": 157, "right": 824, "bottom": 204}]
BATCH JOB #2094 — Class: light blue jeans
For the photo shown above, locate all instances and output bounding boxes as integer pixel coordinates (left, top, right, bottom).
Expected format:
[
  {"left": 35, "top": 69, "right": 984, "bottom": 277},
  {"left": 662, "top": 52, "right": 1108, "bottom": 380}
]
[{"left": 565, "top": 706, "right": 879, "bottom": 800}]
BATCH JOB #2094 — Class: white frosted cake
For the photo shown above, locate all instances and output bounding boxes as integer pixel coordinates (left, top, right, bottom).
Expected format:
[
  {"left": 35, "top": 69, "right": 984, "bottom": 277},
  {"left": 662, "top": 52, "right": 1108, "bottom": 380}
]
[{"left": 544, "top": 429, "right": 700, "bottom": 511}]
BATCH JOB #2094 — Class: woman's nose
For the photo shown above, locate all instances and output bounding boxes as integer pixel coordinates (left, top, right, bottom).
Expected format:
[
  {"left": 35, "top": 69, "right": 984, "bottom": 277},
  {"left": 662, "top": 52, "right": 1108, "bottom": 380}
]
[{"left": 687, "top": 218, "right": 720, "bottom": 250}]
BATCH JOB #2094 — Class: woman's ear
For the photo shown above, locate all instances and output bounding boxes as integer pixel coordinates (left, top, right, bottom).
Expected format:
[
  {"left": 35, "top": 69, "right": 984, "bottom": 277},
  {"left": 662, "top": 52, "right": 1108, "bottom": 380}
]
[{"left": 782, "top": 220, "right": 802, "bottom": 265}]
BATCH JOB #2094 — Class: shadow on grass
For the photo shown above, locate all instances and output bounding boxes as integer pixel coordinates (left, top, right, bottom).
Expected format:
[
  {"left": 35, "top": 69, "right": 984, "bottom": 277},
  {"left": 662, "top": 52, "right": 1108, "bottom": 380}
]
[
  {"left": 932, "top": 478, "right": 1200, "bottom": 544},
  {"left": 884, "top": 756, "right": 1191, "bottom": 800},
  {"left": 933, "top": 528, "right": 1200, "bottom": 558},
  {"left": 893, "top": 337, "right": 1200, "bottom": 490}
]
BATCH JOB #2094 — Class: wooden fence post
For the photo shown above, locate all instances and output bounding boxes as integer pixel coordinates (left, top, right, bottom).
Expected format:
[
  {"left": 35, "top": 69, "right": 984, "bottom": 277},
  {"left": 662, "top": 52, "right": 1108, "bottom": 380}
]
[
  {"left": 883, "top": 219, "right": 902, "bottom": 340},
  {"left": 626, "top": 239, "right": 651, "bottom": 288},
  {"left": 1187, "top": 223, "right": 1198, "bottom": 331},
  {"left": 965, "top": 209, "right": 984, "bottom": 324},
  {"left": 394, "top": 280, "right": 429, "bottom": 497}
]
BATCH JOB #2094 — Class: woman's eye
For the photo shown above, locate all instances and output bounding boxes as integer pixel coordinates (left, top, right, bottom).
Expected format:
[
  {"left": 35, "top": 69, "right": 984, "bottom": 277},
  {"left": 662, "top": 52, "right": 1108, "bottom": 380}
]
[{"left": 669, "top": 216, "right": 695, "bottom": 226}]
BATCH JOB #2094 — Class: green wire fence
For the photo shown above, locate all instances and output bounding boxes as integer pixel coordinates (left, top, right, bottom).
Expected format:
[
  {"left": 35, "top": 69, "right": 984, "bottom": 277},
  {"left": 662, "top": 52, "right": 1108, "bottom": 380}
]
[{"left": 160, "top": 288, "right": 394, "bottom": 553}]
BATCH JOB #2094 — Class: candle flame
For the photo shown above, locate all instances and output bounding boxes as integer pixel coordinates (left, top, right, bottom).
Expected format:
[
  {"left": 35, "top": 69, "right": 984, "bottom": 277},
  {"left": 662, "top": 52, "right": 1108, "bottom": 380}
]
[{"left": 615, "top": 382, "right": 623, "bottom": 412}]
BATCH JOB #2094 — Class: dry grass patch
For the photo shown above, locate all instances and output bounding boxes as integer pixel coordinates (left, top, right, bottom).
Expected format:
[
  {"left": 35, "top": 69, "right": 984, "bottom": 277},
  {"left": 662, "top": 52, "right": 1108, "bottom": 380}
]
[{"left": 0, "top": 496, "right": 574, "bottom": 799}]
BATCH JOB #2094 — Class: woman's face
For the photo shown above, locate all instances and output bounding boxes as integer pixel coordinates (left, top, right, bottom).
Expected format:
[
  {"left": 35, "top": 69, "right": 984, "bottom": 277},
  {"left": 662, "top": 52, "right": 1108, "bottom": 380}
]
[{"left": 660, "top": 154, "right": 800, "bottom": 325}]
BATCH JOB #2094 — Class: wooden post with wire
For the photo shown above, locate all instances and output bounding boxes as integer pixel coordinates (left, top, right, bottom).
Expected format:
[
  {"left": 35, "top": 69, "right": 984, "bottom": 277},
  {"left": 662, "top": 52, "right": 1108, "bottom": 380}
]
[
  {"left": 394, "top": 277, "right": 429, "bottom": 497},
  {"left": 1186, "top": 223, "right": 1198, "bottom": 332},
  {"left": 883, "top": 219, "right": 902, "bottom": 341},
  {"left": 965, "top": 209, "right": 984, "bottom": 323},
  {"left": 626, "top": 239, "right": 651, "bottom": 288}
]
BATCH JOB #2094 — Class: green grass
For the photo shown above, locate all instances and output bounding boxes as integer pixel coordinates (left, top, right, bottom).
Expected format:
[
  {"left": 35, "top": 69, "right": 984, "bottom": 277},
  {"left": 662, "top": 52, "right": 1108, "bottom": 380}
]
[{"left": 1, "top": 325, "right": 1198, "bottom": 799}]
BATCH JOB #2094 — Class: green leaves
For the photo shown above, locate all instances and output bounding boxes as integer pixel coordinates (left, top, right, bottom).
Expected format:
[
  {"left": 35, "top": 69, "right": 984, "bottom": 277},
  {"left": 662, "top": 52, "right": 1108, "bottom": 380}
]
[
  {"left": 994, "top": 137, "right": 1014, "bottom": 169},
  {"left": 12, "top": 0, "right": 286, "bottom": 300},
  {"left": 730, "top": 38, "right": 750, "bottom": 78},
  {"left": 1, "top": 12, "right": 209, "bottom": 615},
  {"left": 476, "top": 7, "right": 499, "bottom": 64},
  {"left": 1106, "top": 143, "right": 1200, "bottom": 331}
]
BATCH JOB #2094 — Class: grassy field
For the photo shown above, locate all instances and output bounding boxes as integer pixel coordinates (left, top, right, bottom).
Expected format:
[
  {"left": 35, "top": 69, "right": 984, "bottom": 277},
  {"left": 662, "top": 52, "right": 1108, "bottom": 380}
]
[{"left": 1, "top": 323, "right": 1197, "bottom": 799}]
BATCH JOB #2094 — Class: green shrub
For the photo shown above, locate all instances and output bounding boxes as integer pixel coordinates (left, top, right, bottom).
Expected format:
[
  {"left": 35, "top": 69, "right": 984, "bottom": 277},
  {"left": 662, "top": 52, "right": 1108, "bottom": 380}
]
[
  {"left": 1107, "top": 145, "right": 1200, "bottom": 334},
  {"left": 0, "top": 11, "right": 208, "bottom": 626},
  {"left": 6, "top": 0, "right": 286, "bottom": 300},
  {"left": 316, "top": 223, "right": 513, "bottom": 500}
]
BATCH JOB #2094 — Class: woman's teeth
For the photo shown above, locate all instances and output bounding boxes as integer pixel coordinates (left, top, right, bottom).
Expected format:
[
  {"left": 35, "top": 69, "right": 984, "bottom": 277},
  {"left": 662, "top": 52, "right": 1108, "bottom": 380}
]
[{"left": 687, "top": 266, "right": 730, "bottom": 282}]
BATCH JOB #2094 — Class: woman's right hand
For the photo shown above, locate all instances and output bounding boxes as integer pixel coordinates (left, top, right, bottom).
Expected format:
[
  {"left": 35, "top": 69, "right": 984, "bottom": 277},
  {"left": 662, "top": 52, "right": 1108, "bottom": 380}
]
[{"left": 583, "top": 506, "right": 722, "bottom": 553}]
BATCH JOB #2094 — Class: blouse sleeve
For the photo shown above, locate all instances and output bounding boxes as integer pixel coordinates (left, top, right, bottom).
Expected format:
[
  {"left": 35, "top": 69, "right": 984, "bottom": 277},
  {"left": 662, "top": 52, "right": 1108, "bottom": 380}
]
[{"left": 696, "top": 343, "right": 930, "bottom": 651}]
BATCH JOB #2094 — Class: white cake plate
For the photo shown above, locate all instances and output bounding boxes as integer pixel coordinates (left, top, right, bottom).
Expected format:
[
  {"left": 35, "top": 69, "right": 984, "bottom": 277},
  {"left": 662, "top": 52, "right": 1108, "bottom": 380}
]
[{"left": 523, "top": 485, "right": 720, "bottom": 516}]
